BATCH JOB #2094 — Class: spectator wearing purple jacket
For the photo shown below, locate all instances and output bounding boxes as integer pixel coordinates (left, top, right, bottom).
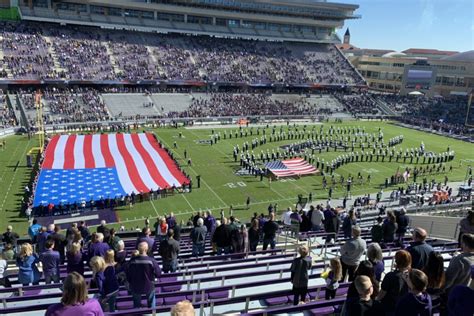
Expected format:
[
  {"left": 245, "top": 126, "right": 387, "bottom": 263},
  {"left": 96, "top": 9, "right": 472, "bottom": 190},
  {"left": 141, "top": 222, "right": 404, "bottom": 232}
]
[
  {"left": 447, "top": 266, "right": 474, "bottom": 316},
  {"left": 290, "top": 209, "right": 303, "bottom": 224},
  {"left": 395, "top": 269, "right": 432, "bottom": 316},
  {"left": 126, "top": 242, "right": 161, "bottom": 309},
  {"left": 90, "top": 256, "right": 119, "bottom": 312},
  {"left": 289, "top": 208, "right": 302, "bottom": 237},
  {"left": 40, "top": 239, "right": 61, "bottom": 284},
  {"left": 166, "top": 213, "right": 176, "bottom": 229},
  {"left": 204, "top": 210, "right": 216, "bottom": 237},
  {"left": 367, "top": 243, "right": 384, "bottom": 282},
  {"left": 45, "top": 272, "right": 104, "bottom": 316},
  {"left": 36, "top": 226, "right": 51, "bottom": 254},
  {"left": 66, "top": 242, "right": 84, "bottom": 276},
  {"left": 88, "top": 233, "right": 110, "bottom": 261},
  {"left": 136, "top": 227, "right": 155, "bottom": 256}
]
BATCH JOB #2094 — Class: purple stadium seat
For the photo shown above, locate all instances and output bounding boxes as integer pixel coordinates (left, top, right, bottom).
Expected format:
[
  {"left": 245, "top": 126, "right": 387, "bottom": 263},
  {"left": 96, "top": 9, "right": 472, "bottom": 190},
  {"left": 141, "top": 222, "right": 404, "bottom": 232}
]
[
  {"left": 308, "top": 289, "right": 325, "bottom": 300},
  {"left": 186, "top": 293, "right": 209, "bottom": 302},
  {"left": 309, "top": 306, "right": 334, "bottom": 315},
  {"left": 337, "top": 287, "right": 348, "bottom": 296},
  {"left": 161, "top": 284, "right": 182, "bottom": 292},
  {"left": 23, "top": 289, "right": 42, "bottom": 296},
  {"left": 160, "top": 276, "right": 182, "bottom": 292},
  {"left": 207, "top": 290, "right": 229, "bottom": 300},
  {"left": 163, "top": 295, "right": 187, "bottom": 306},
  {"left": 264, "top": 296, "right": 289, "bottom": 306}
]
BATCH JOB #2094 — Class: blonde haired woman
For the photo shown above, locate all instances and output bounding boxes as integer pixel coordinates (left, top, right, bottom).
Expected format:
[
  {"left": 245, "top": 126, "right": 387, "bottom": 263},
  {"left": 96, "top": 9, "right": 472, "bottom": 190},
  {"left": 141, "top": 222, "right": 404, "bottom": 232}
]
[
  {"left": 90, "top": 256, "right": 119, "bottom": 312},
  {"left": 66, "top": 242, "right": 84, "bottom": 276},
  {"left": 16, "top": 243, "right": 41, "bottom": 286},
  {"left": 104, "top": 250, "right": 116, "bottom": 266}
]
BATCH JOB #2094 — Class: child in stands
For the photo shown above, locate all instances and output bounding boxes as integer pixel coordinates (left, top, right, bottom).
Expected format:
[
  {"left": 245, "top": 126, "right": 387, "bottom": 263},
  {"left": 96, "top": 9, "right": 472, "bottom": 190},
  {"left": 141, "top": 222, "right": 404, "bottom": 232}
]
[
  {"left": 345, "top": 275, "right": 383, "bottom": 316},
  {"left": 395, "top": 269, "right": 432, "bottom": 316},
  {"left": 289, "top": 245, "right": 312, "bottom": 305},
  {"left": 323, "top": 257, "right": 343, "bottom": 300}
]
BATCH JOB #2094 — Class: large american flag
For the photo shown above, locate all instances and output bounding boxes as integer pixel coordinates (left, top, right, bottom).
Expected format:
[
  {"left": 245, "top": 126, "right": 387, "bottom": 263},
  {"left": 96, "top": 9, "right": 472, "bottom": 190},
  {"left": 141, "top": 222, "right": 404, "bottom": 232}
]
[
  {"left": 265, "top": 158, "right": 318, "bottom": 178},
  {"left": 33, "top": 133, "right": 189, "bottom": 207}
]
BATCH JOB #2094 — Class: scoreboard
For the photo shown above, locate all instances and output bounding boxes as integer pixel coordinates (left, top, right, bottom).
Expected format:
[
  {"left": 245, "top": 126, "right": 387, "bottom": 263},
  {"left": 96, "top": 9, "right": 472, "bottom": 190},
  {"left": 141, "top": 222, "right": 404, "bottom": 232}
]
[{"left": 401, "top": 60, "right": 437, "bottom": 96}]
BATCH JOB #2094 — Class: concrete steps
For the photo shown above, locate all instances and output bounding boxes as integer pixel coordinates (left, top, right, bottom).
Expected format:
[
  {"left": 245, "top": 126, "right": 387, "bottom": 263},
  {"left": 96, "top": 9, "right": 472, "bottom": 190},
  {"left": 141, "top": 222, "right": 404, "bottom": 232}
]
[
  {"left": 104, "top": 41, "right": 122, "bottom": 75},
  {"left": 43, "top": 36, "right": 66, "bottom": 74}
]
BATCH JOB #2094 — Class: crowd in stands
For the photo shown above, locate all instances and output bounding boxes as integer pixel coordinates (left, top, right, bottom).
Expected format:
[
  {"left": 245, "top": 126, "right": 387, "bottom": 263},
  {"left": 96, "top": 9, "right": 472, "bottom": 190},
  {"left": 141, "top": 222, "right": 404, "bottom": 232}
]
[
  {"left": 0, "top": 22, "right": 364, "bottom": 85},
  {"left": 0, "top": 204, "right": 474, "bottom": 315},
  {"left": 0, "top": 89, "right": 17, "bottom": 129},
  {"left": 48, "top": 27, "right": 114, "bottom": 81},
  {"left": 108, "top": 35, "right": 159, "bottom": 81},
  {"left": 0, "top": 23, "right": 58, "bottom": 79},
  {"left": 335, "top": 92, "right": 381, "bottom": 116},
  {"left": 20, "top": 88, "right": 111, "bottom": 125},
  {"left": 180, "top": 92, "right": 335, "bottom": 118},
  {"left": 377, "top": 94, "right": 470, "bottom": 135}
]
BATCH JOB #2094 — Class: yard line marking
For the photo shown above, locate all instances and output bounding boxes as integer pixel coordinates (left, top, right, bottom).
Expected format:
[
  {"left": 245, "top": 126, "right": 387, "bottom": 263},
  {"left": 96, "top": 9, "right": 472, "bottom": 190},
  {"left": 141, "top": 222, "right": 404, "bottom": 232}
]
[
  {"left": 154, "top": 133, "right": 228, "bottom": 207},
  {"left": 149, "top": 199, "right": 160, "bottom": 217},
  {"left": 181, "top": 194, "right": 196, "bottom": 212},
  {"left": 0, "top": 139, "right": 31, "bottom": 211},
  {"left": 269, "top": 186, "right": 286, "bottom": 199},
  {"left": 0, "top": 139, "right": 22, "bottom": 183}
]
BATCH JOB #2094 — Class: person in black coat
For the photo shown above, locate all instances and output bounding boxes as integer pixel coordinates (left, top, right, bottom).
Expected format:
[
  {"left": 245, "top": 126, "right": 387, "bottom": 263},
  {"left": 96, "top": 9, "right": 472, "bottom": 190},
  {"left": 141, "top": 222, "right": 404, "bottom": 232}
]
[
  {"left": 396, "top": 208, "right": 410, "bottom": 245},
  {"left": 290, "top": 245, "right": 312, "bottom": 305}
]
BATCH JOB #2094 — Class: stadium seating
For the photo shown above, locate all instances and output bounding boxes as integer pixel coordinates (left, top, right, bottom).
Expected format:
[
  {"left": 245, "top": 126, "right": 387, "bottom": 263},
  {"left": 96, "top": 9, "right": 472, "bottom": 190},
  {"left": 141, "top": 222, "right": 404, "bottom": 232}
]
[
  {"left": 0, "top": 22, "right": 364, "bottom": 85},
  {"left": 0, "top": 220, "right": 459, "bottom": 315},
  {"left": 0, "top": 89, "right": 17, "bottom": 129}
]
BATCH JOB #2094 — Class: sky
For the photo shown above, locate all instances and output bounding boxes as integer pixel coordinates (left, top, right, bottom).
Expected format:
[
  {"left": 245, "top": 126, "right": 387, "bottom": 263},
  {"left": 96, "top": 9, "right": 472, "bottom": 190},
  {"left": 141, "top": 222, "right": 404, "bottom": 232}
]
[{"left": 332, "top": 0, "right": 474, "bottom": 52}]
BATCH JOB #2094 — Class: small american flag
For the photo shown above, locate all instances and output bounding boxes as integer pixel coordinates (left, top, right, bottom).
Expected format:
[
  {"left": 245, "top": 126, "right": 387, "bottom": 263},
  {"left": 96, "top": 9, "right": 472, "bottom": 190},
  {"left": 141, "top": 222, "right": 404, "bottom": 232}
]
[{"left": 265, "top": 158, "right": 318, "bottom": 178}]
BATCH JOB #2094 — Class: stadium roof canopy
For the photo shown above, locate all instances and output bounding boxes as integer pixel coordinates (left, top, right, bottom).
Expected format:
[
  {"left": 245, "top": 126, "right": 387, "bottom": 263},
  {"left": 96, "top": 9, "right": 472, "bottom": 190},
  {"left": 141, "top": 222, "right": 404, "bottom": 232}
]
[
  {"left": 19, "top": 0, "right": 361, "bottom": 43},
  {"left": 441, "top": 50, "right": 474, "bottom": 62},
  {"left": 382, "top": 52, "right": 407, "bottom": 58}
]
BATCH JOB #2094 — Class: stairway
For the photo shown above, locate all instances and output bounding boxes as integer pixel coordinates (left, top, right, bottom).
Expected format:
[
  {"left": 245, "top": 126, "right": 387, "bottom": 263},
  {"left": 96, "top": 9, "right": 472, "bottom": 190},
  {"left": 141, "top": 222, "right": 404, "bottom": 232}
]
[
  {"left": 103, "top": 41, "right": 122, "bottom": 75},
  {"left": 370, "top": 95, "right": 399, "bottom": 116},
  {"left": 43, "top": 36, "right": 66, "bottom": 76}
]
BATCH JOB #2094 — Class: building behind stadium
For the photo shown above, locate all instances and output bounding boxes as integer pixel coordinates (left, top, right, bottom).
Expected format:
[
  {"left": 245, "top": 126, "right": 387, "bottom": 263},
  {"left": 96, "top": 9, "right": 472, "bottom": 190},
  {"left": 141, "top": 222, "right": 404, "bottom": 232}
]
[{"left": 338, "top": 30, "right": 474, "bottom": 98}]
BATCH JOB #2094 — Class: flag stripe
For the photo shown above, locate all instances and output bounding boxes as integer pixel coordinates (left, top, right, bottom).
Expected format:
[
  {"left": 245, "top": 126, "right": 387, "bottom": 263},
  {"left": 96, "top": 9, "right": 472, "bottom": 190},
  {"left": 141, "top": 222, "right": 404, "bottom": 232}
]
[
  {"left": 142, "top": 133, "right": 182, "bottom": 187},
  {"left": 42, "top": 135, "right": 60, "bottom": 169},
  {"left": 83, "top": 135, "right": 95, "bottom": 169},
  {"left": 63, "top": 134, "right": 76, "bottom": 169},
  {"left": 74, "top": 135, "right": 85, "bottom": 169},
  {"left": 52, "top": 135, "right": 69, "bottom": 169},
  {"left": 131, "top": 133, "right": 169, "bottom": 189},
  {"left": 115, "top": 133, "right": 149, "bottom": 193},
  {"left": 122, "top": 134, "right": 160, "bottom": 190},
  {"left": 146, "top": 133, "right": 189, "bottom": 185},
  {"left": 100, "top": 134, "right": 115, "bottom": 168},
  {"left": 106, "top": 134, "right": 138, "bottom": 194}
]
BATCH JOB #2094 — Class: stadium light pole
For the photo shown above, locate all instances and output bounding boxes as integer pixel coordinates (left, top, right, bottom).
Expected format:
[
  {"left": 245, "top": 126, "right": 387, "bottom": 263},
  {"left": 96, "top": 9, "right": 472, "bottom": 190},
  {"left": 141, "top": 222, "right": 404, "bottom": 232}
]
[
  {"left": 465, "top": 91, "right": 473, "bottom": 127},
  {"left": 27, "top": 91, "right": 45, "bottom": 160},
  {"left": 35, "top": 90, "right": 45, "bottom": 152}
]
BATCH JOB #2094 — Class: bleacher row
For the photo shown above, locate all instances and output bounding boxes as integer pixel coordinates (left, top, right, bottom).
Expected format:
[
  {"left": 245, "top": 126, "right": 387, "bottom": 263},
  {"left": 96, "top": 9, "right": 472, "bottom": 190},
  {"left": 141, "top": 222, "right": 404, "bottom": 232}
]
[{"left": 0, "top": 221, "right": 459, "bottom": 316}]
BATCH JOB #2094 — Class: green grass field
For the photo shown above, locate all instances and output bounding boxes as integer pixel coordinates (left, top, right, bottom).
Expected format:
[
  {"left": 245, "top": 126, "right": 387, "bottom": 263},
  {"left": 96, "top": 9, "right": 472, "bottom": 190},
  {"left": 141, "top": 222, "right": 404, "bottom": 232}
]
[{"left": 1, "top": 121, "right": 473, "bottom": 236}]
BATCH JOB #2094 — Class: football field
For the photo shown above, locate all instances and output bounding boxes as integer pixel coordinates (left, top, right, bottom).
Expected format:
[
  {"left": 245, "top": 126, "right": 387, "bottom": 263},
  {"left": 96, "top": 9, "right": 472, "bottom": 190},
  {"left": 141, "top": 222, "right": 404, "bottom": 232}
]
[{"left": 1, "top": 120, "right": 472, "bottom": 235}]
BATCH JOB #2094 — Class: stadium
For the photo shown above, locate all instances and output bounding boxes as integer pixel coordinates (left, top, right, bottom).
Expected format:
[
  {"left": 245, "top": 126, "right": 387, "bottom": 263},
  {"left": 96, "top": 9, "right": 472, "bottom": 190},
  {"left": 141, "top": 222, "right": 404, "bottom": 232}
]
[{"left": 0, "top": 0, "right": 473, "bottom": 315}]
